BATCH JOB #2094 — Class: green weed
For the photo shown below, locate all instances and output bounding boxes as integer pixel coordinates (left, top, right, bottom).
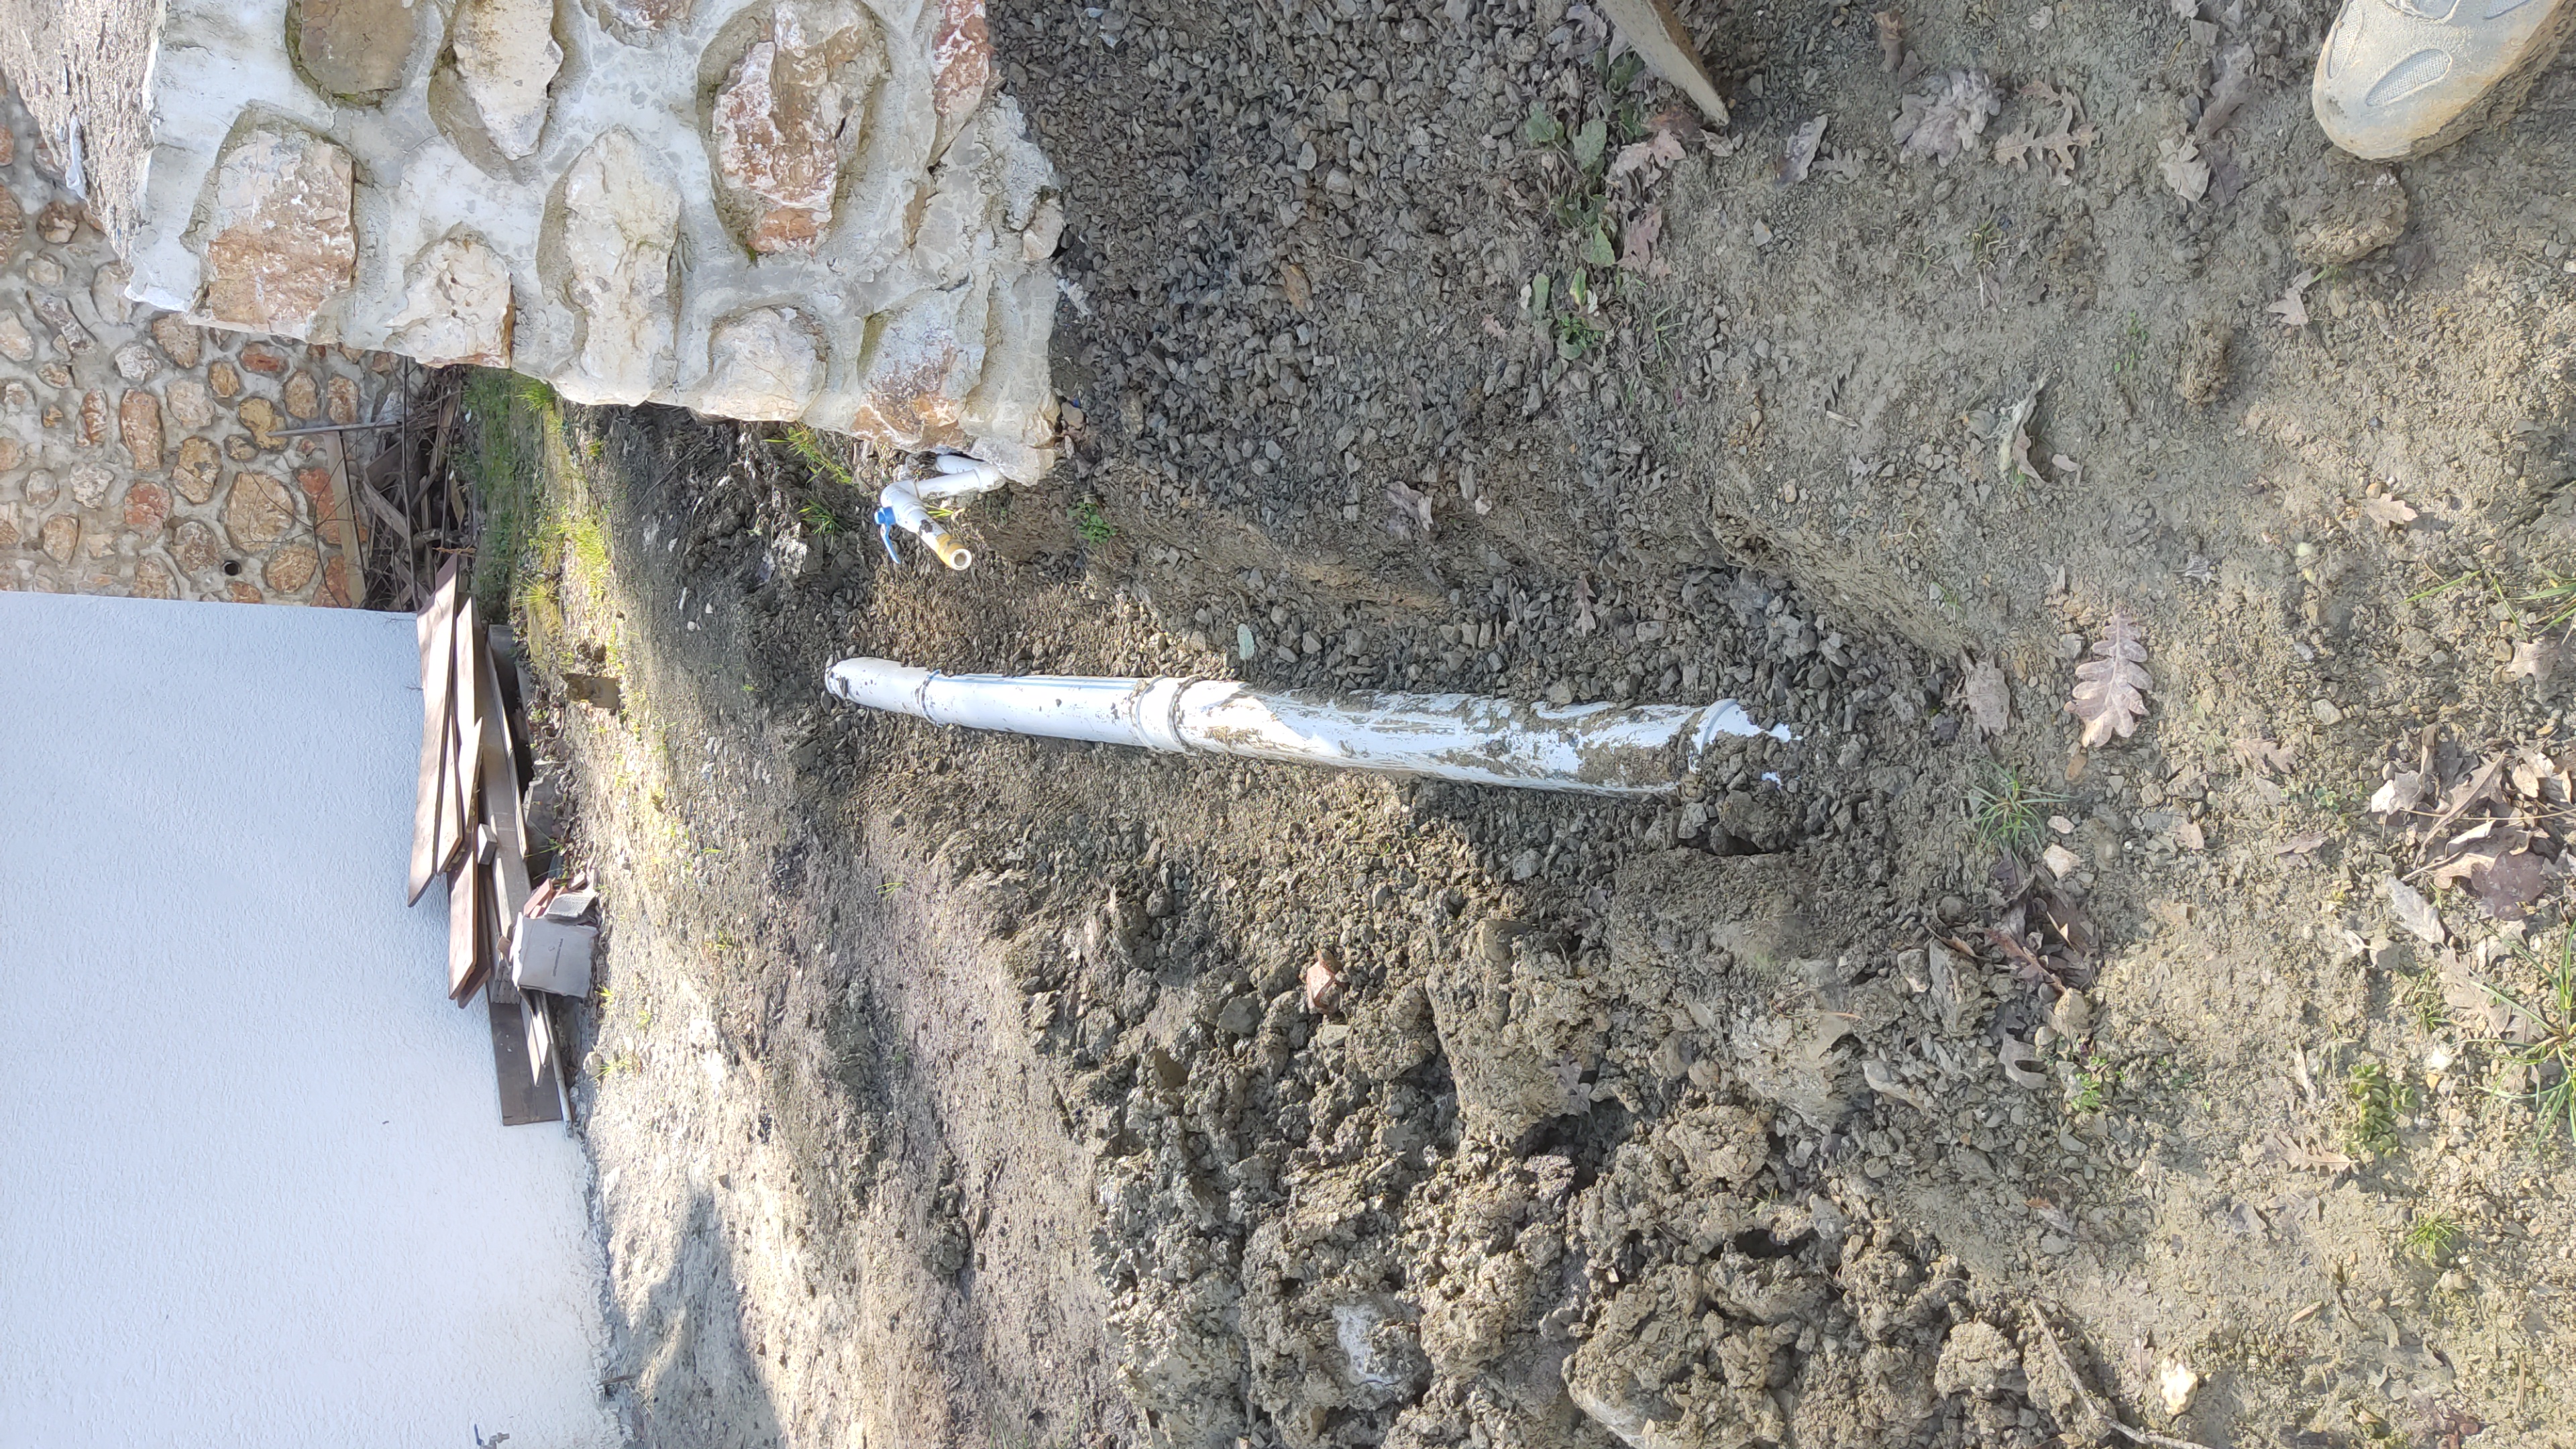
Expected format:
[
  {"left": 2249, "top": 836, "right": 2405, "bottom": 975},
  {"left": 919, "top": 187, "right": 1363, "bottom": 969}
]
[
  {"left": 773, "top": 423, "right": 856, "bottom": 488},
  {"left": 2343, "top": 1060, "right": 2414, "bottom": 1160},
  {"left": 1965, "top": 764, "right": 2067, "bottom": 858},
  {"left": 799, "top": 497, "right": 846, "bottom": 535},
  {"left": 2068, "top": 1052, "right": 2116, "bottom": 1114},
  {"left": 1072, "top": 498, "right": 1117, "bottom": 543},
  {"left": 2112, "top": 312, "right": 2147, "bottom": 374},
  {"left": 2476, "top": 928, "right": 2576, "bottom": 1141}
]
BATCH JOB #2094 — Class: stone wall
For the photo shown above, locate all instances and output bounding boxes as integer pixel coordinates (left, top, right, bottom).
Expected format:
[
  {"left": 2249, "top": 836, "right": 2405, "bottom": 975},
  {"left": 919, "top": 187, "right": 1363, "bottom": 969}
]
[
  {"left": 0, "top": 89, "right": 402, "bottom": 604},
  {"left": 124, "top": 0, "right": 1064, "bottom": 479}
]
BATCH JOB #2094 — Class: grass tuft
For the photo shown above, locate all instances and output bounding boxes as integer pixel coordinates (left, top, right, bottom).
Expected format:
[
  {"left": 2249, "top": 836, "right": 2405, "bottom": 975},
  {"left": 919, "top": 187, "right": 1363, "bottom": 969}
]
[
  {"left": 2478, "top": 928, "right": 2576, "bottom": 1142},
  {"left": 2401, "top": 1212, "right": 2462, "bottom": 1266},
  {"left": 1965, "top": 764, "right": 2066, "bottom": 858}
]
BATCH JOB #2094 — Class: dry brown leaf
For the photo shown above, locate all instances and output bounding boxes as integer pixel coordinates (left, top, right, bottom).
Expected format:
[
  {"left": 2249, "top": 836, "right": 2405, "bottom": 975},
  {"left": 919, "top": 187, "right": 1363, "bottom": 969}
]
[
  {"left": 2385, "top": 875, "right": 2447, "bottom": 947},
  {"left": 1874, "top": 8, "right": 1905, "bottom": 71},
  {"left": 1281, "top": 263, "right": 1312, "bottom": 311},
  {"left": 1994, "top": 123, "right": 2039, "bottom": 170},
  {"left": 1609, "top": 132, "right": 1682, "bottom": 180},
  {"left": 2196, "top": 44, "right": 2258, "bottom": 140},
  {"left": 1962, "top": 659, "right": 2011, "bottom": 736},
  {"left": 1780, "top": 116, "right": 1829, "bottom": 183},
  {"left": 1619, "top": 205, "right": 1666, "bottom": 276},
  {"left": 2269, "top": 268, "right": 2318, "bottom": 327},
  {"left": 2013, "top": 80, "right": 2096, "bottom": 181},
  {"left": 2233, "top": 737, "right": 2296, "bottom": 777},
  {"left": 1996, "top": 382, "right": 2043, "bottom": 485},
  {"left": 2067, "top": 608, "right": 2150, "bottom": 747},
  {"left": 2158, "top": 135, "right": 2210, "bottom": 203},
  {"left": 2361, "top": 494, "right": 2416, "bottom": 526},
  {"left": 1482, "top": 314, "right": 1509, "bottom": 340},
  {"left": 2506, "top": 636, "right": 2564, "bottom": 682}
]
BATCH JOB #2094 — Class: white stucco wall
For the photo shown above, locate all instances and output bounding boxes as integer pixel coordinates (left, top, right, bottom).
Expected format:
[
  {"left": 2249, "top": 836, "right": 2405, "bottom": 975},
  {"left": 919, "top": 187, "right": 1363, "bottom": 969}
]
[{"left": 0, "top": 593, "right": 623, "bottom": 1449}]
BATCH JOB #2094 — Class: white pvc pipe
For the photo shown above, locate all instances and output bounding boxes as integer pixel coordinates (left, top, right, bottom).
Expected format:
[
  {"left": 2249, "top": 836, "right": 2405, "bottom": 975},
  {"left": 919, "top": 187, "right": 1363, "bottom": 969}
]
[{"left": 825, "top": 659, "right": 1792, "bottom": 795}]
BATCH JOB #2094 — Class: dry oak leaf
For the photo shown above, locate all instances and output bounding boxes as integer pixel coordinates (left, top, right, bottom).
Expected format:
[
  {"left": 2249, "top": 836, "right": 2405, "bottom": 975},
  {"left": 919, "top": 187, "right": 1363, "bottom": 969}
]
[
  {"left": 2269, "top": 268, "right": 2319, "bottom": 328},
  {"left": 1779, "top": 116, "right": 1829, "bottom": 184},
  {"left": 1281, "top": 263, "right": 1312, "bottom": 311},
  {"left": 2361, "top": 494, "right": 2417, "bottom": 526},
  {"left": 2066, "top": 608, "right": 2150, "bottom": 747},
  {"left": 2385, "top": 875, "right": 2447, "bottom": 947},
  {"left": 2505, "top": 635, "right": 2563, "bottom": 683},
  {"left": 1962, "top": 659, "right": 2012, "bottom": 736}
]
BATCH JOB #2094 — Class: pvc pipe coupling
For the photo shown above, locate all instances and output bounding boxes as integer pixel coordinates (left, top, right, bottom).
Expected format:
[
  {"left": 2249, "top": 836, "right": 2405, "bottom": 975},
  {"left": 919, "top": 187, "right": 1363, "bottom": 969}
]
[
  {"left": 825, "top": 658, "right": 1794, "bottom": 796},
  {"left": 875, "top": 454, "right": 1009, "bottom": 572}
]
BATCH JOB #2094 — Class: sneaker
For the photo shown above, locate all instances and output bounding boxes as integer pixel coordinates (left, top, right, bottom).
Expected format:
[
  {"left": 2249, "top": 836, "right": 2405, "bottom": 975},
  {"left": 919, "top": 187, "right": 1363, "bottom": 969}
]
[{"left": 2312, "top": 0, "right": 2576, "bottom": 159}]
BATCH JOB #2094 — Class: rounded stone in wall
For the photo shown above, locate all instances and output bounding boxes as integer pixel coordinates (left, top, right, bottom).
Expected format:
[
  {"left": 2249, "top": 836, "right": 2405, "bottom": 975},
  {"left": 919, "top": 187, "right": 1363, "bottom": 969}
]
[
  {"left": 0, "top": 184, "right": 19, "bottom": 264},
  {"left": 39, "top": 513, "right": 78, "bottom": 564},
  {"left": 288, "top": 0, "right": 425, "bottom": 105},
  {"left": 124, "top": 481, "right": 174, "bottom": 533},
  {"left": 174, "top": 519, "right": 225, "bottom": 575},
  {"left": 131, "top": 559, "right": 178, "bottom": 600},
  {"left": 173, "top": 437, "right": 223, "bottom": 503},
  {"left": 193, "top": 119, "right": 358, "bottom": 339},
  {"left": 223, "top": 471, "right": 299, "bottom": 550},
  {"left": 68, "top": 464, "right": 113, "bottom": 508},
  {"left": 167, "top": 377, "right": 217, "bottom": 431},
  {"left": 152, "top": 314, "right": 205, "bottom": 369},
  {"left": 700, "top": 0, "right": 888, "bottom": 255},
  {"left": 264, "top": 541, "right": 321, "bottom": 594},
  {"left": 283, "top": 372, "right": 320, "bottom": 421},
  {"left": 227, "top": 582, "right": 264, "bottom": 604},
  {"left": 209, "top": 361, "right": 242, "bottom": 399},
  {"left": 121, "top": 392, "right": 164, "bottom": 470},
  {"left": 0, "top": 517, "right": 16, "bottom": 549}
]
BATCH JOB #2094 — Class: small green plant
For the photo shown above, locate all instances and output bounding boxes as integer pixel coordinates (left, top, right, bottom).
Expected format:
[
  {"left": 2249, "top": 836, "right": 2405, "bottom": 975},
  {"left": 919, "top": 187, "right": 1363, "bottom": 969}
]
[
  {"left": 1966, "top": 215, "right": 2004, "bottom": 270},
  {"left": 798, "top": 497, "right": 845, "bottom": 535},
  {"left": 1521, "top": 51, "right": 1652, "bottom": 286},
  {"left": 2401, "top": 1212, "right": 2462, "bottom": 1265},
  {"left": 2343, "top": 1060, "right": 2414, "bottom": 1160},
  {"left": 774, "top": 423, "right": 856, "bottom": 487},
  {"left": 1529, "top": 269, "right": 1612, "bottom": 362},
  {"left": 1072, "top": 498, "right": 1116, "bottom": 543},
  {"left": 1965, "top": 765, "right": 2067, "bottom": 857},
  {"left": 2068, "top": 1052, "right": 2116, "bottom": 1114},
  {"left": 586, "top": 437, "right": 606, "bottom": 460},
  {"left": 879, "top": 877, "right": 906, "bottom": 897},
  {"left": 2476, "top": 927, "right": 2576, "bottom": 1140},
  {"left": 2111, "top": 311, "right": 2148, "bottom": 374}
]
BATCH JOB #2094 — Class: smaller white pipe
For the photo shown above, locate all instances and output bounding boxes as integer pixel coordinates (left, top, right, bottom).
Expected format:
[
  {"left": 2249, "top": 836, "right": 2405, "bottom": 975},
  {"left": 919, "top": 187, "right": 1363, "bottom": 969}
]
[
  {"left": 875, "top": 480, "right": 971, "bottom": 570},
  {"left": 826, "top": 659, "right": 1791, "bottom": 795}
]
